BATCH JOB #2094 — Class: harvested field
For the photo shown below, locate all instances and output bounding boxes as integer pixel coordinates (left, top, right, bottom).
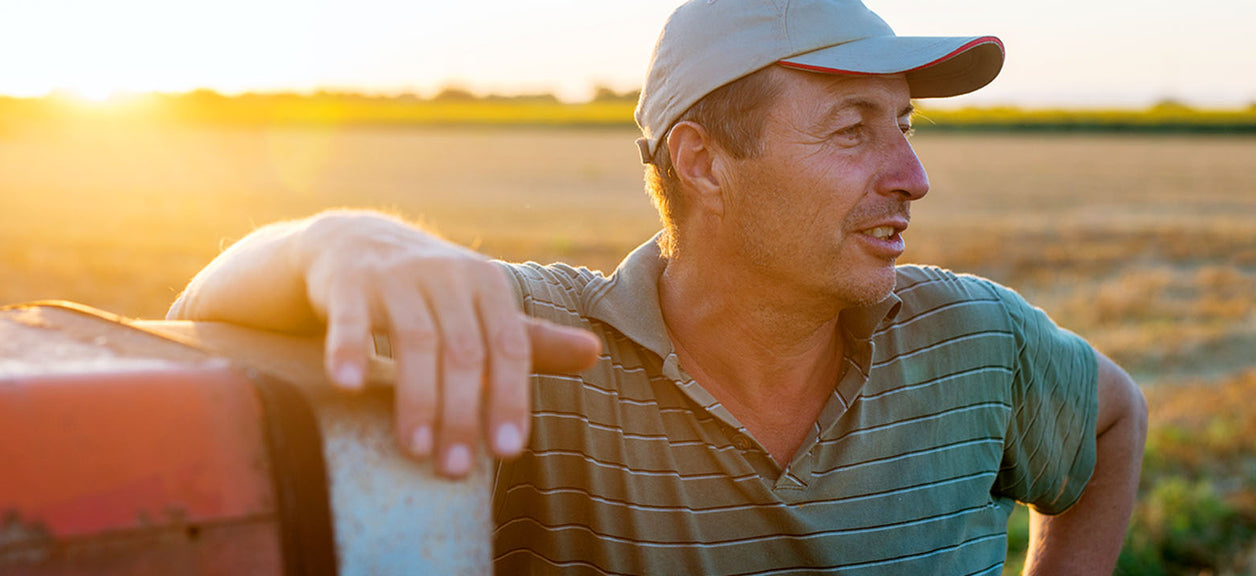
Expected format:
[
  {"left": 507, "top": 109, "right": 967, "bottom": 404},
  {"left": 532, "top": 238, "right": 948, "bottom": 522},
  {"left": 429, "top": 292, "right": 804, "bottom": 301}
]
[
  {"left": 2, "top": 125, "right": 1254, "bottom": 573},
  {"left": 4, "top": 127, "right": 1251, "bottom": 384}
]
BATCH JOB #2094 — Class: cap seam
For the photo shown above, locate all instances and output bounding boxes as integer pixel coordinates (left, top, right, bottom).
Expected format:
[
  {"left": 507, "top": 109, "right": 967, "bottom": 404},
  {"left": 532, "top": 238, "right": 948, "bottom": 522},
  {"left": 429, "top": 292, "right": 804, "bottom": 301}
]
[{"left": 781, "top": 0, "right": 795, "bottom": 56}]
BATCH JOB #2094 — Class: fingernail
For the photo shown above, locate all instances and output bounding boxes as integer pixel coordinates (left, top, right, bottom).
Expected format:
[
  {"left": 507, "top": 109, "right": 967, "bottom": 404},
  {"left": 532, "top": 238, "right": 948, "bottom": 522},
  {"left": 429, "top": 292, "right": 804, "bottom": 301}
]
[
  {"left": 442, "top": 443, "right": 472, "bottom": 476},
  {"left": 334, "top": 363, "right": 364, "bottom": 390},
  {"left": 410, "top": 426, "right": 432, "bottom": 456},
  {"left": 494, "top": 422, "right": 524, "bottom": 454}
]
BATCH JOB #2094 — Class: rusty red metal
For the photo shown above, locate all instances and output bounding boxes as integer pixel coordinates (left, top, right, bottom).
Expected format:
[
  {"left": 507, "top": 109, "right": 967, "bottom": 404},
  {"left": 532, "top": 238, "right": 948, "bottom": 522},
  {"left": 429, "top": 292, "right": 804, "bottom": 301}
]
[
  {"left": 0, "top": 305, "right": 286, "bottom": 574},
  {"left": 0, "top": 368, "right": 276, "bottom": 538},
  {"left": 2, "top": 301, "right": 493, "bottom": 575}
]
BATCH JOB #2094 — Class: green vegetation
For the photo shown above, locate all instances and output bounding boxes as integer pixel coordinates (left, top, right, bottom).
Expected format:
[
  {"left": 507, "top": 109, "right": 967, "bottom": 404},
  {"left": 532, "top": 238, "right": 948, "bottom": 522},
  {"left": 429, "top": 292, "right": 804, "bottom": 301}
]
[
  {"left": 2, "top": 91, "right": 1255, "bottom": 133},
  {"left": 1005, "top": 370, "right": 1256, "bottom": 574},
  {"left": 0, "top": 91, "right": 639, "bottom": 129},
  {"left": 916, "top": 101, "right": 1256, "bottom": 135},
  {"left": 1128, "top": 370, "right": 1256, "bottom": 573}
]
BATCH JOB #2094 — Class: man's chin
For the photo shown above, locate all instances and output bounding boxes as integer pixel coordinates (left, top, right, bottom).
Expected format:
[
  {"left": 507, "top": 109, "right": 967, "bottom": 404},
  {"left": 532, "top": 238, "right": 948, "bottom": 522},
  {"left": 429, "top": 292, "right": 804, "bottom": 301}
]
[{"left": 836, "top": 263, "right": 898, "bottom": 308}]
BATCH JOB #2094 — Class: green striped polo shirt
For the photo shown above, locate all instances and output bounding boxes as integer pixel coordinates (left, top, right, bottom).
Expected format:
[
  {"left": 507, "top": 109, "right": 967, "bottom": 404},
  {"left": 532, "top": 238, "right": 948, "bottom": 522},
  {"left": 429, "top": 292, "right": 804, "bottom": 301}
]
[{"left": 494, "top": 238, "right": 1098, "bottom": 575}]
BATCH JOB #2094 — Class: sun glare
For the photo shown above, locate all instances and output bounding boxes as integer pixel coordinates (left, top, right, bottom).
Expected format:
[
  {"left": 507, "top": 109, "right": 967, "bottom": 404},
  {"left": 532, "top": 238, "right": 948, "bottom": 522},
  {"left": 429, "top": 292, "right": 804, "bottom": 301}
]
[{"left": 70, "top": 86, "right": 116, "bottom": 104}]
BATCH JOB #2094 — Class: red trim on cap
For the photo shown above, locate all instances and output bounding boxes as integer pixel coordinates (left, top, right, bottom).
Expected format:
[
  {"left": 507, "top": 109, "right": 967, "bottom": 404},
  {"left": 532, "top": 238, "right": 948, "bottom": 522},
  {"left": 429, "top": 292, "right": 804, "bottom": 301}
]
[{"left": 778, "top": 36, "right": 1004, "bottom": 76}]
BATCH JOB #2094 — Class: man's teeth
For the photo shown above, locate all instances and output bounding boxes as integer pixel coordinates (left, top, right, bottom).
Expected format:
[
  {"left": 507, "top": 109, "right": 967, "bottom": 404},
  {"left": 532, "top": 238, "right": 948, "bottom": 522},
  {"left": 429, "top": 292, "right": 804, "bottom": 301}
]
[{"left": 865, "top": 226, "right": 895, "bottom": 240}]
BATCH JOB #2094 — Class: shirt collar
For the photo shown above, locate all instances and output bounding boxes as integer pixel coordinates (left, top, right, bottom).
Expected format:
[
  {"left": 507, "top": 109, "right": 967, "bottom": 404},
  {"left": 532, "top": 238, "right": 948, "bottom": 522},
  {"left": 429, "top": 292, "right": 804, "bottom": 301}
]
[
  {"left": 585, "top": 236, "right": 902, "bottom": 358},
  {"left": 583, "top": 236, "right": 674, "bottom": 359}
]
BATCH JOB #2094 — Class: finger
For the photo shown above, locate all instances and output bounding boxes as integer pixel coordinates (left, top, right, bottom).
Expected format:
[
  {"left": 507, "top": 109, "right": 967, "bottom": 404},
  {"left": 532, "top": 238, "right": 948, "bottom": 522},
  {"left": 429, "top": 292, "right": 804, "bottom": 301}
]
[
  {"left": 526, "top": 318, "right": 602, "bottom": 374},
  {"left": 474, "top": 267, "right": 532, "bottom": 459},
  {"left": 383, "top": 284, "right": 439, "bottom": 458},
  {"left": 426, "top": 276, "right": 486, "bottom": 478},
  {"left": 323, "top": 277, "right": 373, "bottom": 390}
]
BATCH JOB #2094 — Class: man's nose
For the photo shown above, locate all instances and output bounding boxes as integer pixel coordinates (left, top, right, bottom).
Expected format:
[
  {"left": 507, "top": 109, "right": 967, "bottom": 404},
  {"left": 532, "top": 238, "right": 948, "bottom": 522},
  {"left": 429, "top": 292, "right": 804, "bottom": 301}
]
[{"left": 877, "top": 135, "right": 930, "bottom": 201}]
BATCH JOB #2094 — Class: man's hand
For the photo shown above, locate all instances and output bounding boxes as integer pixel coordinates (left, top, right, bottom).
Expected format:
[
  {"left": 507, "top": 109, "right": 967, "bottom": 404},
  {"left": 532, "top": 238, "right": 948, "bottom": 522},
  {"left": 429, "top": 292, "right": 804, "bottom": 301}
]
[{"left": 171, "top": 210, "right": 601, "bottom": 477}]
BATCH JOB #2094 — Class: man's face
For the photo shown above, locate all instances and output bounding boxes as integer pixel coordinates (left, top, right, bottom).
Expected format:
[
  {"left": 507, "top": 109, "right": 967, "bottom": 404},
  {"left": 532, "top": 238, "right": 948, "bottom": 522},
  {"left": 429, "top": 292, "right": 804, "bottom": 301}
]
[{"left": 718, "top": 68, "right": 929, "bottom": 309}]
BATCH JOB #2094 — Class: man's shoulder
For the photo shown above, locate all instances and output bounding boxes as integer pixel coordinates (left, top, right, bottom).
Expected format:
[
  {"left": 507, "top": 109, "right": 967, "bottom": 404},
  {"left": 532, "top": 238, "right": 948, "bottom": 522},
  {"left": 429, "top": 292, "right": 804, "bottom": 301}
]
[
  {"left": 890, "top": 264, "right": 1062, "bottom": 337},
  {"left": 893, "top": 264, "right": 1007, "bottom": 302},
  {"left": 494, "top": 260, "right": 609, "bottom": 325},
  {"left": 498, "top": 260, "right": 607, "bottom": 292},
  {"left": 888, "top": 264, "right": 1032, "bottom": 329}
]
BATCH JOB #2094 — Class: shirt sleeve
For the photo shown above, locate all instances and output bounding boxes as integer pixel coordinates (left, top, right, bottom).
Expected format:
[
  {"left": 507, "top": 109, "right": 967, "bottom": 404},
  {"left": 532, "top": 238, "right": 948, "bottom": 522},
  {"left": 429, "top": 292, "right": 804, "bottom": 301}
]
[
  {"left": 491, "top": 260, "right": 599, "bottom": 329},
  {"left": 984, "top": 279, "right": 1099, "bottom": 515},
  {"left": 492, "top": 260, "right": 528, "bottom": 310}
]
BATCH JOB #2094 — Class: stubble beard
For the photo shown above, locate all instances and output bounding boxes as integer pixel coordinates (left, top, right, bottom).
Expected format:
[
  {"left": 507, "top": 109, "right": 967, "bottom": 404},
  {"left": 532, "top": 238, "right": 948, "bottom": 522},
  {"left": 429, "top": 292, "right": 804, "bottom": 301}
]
[
  {"left": 731, "top": 223, "right": 897, "bottom": 317},
  {"left": 732, "top": 209, "right": 902, "bottom": 313}
]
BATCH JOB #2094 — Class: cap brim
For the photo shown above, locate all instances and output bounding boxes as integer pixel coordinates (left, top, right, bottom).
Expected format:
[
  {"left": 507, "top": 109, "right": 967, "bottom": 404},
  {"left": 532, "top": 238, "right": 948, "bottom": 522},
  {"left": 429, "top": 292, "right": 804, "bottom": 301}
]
[{"left": 779, "top": 36, "right": 1005, "bottom": 98}]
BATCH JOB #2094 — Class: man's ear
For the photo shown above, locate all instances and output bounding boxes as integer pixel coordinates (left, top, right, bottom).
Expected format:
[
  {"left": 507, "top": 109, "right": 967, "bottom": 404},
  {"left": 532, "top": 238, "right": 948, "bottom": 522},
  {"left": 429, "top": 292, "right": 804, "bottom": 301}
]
[{"left": 667, "top": 121, "right": 726, "bottom": 217}]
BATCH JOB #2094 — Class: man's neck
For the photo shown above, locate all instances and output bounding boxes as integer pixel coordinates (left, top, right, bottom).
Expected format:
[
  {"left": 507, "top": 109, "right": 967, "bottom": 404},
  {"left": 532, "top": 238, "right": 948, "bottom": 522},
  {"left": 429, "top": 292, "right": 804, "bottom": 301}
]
[{"left": 659, "top": 253, "right": 848, "bottom": 466}]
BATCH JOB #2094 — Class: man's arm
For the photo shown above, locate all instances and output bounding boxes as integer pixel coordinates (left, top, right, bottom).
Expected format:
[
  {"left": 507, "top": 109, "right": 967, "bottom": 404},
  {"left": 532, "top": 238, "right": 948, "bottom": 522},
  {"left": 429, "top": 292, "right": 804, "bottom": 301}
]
[
  {"left": 169, "top": 209, "right": 600, "bottom": 477},
  {"left": 169, "top": 216, "right": 324, "bottom": 333},
  {"left": 1022, "top": 350, "right": 1148, "bottom": 575}
]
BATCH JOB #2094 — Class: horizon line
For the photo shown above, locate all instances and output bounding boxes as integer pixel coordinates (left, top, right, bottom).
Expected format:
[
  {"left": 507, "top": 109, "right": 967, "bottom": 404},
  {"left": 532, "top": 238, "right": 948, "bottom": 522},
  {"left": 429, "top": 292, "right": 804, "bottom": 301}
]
[{"left": 2, "top": 87, "right": 1254, "bottom": 112}]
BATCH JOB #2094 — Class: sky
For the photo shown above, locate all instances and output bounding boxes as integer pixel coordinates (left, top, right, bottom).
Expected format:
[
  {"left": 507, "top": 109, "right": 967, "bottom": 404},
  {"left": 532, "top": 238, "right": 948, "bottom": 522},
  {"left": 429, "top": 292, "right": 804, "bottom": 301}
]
[{"left": 1, "top": 0, "right": 1253, "bottom": 108}]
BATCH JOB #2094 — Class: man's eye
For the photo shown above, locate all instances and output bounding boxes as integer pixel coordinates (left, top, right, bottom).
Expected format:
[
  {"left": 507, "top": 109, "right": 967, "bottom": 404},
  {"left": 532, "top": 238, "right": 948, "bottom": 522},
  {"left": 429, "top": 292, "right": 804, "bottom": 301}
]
[
  {"left": 900, "top": 125, "right": 916, "bottom": 138},
  {"left": 833, "top": 124, "right": 863, "bottom": 141}
]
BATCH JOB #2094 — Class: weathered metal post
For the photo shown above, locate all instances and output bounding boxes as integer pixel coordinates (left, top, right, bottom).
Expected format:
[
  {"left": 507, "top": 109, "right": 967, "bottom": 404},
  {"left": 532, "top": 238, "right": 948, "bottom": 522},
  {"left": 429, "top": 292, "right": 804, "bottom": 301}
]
[{"left": 140, "top": 320, "right": 496, "bottom": 576}]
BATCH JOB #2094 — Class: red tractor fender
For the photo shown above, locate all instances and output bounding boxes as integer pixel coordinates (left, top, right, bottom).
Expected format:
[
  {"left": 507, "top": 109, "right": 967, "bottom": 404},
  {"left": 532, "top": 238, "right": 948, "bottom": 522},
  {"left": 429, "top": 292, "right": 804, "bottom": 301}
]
[{"left": 0, "top": 302, "right": 492, "bottom": 575}]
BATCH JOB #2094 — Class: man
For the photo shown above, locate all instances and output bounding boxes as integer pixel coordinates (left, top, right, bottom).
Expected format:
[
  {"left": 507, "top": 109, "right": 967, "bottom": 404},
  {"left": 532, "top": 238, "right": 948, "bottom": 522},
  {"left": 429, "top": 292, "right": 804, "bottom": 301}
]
[{"left": 170, "top": 0, "right": 1147, "bottom": 573}]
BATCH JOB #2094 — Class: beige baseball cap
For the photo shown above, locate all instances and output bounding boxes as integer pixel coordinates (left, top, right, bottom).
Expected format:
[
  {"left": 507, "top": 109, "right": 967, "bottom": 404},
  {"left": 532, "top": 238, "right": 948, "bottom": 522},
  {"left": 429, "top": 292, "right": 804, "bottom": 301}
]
[{"left": 634, "top": 0, "right": 1005, "bottom": 163}]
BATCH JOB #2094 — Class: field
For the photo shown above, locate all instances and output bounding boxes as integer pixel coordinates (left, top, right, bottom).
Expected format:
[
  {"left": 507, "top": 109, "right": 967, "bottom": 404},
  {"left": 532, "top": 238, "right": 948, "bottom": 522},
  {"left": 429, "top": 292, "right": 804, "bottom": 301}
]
[{"left": 2, "top": 124, "right": 1254, "bottom": 573}]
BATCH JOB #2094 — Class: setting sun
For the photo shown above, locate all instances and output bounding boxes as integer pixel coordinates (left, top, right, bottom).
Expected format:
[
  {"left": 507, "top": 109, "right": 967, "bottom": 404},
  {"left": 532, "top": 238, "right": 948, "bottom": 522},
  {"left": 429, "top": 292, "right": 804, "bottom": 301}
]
[
  {"left": 0, "top": 0, "right": 1252, "bottom": 107},
  {"left": 68, "top": 86, "right": 116, "bottom": 104}
]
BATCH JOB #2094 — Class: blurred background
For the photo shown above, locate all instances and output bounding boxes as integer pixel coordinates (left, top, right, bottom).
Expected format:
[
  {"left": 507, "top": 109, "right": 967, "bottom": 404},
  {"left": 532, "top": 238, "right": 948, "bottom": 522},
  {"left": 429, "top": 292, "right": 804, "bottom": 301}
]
[{"left": 2, "top": 1, "right": 1254, "bottom": 573}]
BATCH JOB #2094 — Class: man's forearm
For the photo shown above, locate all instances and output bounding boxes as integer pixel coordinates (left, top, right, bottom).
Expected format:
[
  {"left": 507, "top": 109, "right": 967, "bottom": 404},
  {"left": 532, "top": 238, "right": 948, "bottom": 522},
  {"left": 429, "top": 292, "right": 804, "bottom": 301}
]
[
  {"left": 1022, "top": 354, "right": 1148, "bottom": 575},
  {"left": 168, "top": 218, "right": 319, "bottom": 332}
]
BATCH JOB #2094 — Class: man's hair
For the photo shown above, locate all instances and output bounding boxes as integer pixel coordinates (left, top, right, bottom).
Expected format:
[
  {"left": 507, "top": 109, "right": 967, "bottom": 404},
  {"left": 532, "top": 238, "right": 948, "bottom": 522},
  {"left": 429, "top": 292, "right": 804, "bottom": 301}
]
[{"left": 644, "top": 66, "right": 782, "bottom": 258}]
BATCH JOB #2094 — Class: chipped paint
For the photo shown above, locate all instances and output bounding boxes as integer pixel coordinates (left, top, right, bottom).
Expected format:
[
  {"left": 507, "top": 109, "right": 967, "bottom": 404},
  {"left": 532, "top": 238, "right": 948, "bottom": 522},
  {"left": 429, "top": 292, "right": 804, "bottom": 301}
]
[
  {"left": 0, "top": 510, "right": 53, "bottom": 565},
  {"left": 4, "top": 305, "right": 494, "bottom": 574}
]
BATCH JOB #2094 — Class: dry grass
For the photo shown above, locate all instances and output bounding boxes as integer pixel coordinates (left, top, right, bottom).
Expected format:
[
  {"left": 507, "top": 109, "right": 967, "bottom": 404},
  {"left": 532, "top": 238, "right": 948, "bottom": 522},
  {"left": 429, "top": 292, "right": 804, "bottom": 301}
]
[
  {"left": 905, "top": 133, "right": 1256, "bottom": 384},
  {"left": 3, "top": 127, "right": 1253, "bottom": 384},
  {"left": 0, "top": 125, "right": 658, "bottom": 317},
  {"left": 3, "top": 124, "right": 1255, "bottom": 573}
]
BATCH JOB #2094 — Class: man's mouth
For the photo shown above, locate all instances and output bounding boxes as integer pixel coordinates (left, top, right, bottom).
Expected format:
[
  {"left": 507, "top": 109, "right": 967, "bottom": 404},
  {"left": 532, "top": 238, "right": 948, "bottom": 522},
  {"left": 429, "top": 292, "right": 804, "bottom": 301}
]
[
  {"left": 855, "top": 222, "right": 909, "bottom": 258},
  {"left": 864, "top": 226, "right": 897, "bottom": 240}
]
